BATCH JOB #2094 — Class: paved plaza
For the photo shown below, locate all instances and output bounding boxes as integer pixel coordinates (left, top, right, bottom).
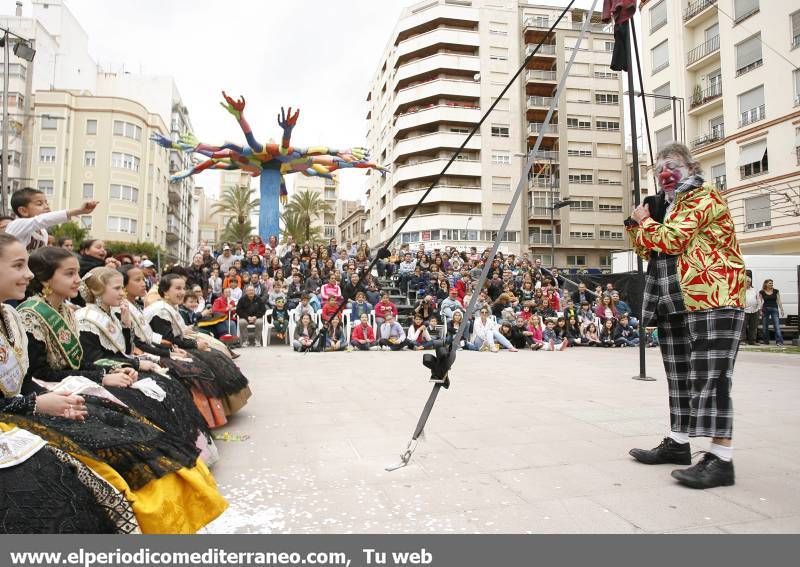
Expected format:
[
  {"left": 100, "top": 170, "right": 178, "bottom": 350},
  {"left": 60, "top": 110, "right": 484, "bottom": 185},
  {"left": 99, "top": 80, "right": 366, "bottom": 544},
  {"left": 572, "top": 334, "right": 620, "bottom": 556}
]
[{"left": 206, "top": 346, "right": 800, "bottom": 534}]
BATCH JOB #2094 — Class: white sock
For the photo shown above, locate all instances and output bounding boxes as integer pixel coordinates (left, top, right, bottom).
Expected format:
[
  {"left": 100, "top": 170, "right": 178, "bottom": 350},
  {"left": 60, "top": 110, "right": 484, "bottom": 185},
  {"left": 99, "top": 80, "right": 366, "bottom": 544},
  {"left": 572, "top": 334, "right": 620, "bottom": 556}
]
[
  {"left": 709, "top": 443, "right": 733, "bottom": 462},
  {"left": 669, "top": 431, "right": 690, "bottom": 444}
]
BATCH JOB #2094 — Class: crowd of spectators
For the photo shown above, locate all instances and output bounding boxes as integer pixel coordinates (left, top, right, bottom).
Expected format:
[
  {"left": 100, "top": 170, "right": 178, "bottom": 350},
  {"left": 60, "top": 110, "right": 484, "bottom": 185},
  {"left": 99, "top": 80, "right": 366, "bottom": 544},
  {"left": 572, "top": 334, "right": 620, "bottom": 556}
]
[{"left": 179, "top": 235, "right": 656, "bottom": 353}]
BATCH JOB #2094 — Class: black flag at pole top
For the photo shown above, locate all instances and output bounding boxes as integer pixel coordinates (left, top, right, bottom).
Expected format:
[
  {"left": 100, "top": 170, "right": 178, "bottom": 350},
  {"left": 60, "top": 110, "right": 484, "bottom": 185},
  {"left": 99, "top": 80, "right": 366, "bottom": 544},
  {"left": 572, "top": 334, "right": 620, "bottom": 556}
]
[{"left": 602, "top": 0, "right": 637, "bottom": 72}]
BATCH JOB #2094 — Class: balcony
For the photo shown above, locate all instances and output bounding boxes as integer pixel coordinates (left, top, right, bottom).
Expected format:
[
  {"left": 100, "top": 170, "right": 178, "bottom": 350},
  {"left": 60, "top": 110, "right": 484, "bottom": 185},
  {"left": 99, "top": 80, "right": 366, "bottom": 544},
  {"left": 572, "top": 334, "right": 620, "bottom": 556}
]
[
  {"left": 394, "top": 103, "right": 481, "bottom": 133},
  {"left": 393, "top": 131, "right": 481, "bottom": 161},
  {"left": 688, "top": 83, "right": 723, "bottom": 113},
  {"left": 393, "top": 185, "right": 482, "bottom": 209},
  {"left": 527, "top": 95, "right": 555, "bottom": 109},
  {"left": 529, "top": 149, "right": 560, "bottom": 161},
  {"left": 393, "top": 157, "right": 481, "bottom": 184},
  {"left": 691, "top": 127, "right": 724, "bottom": 150},
  {"left": 526, "top": 69, "right": 557, "bottom": 82},
  {"left": 395, "top": 53, "right": 480, "bottom": 86},
  {"left": 686, "top": 35, "right": 720, "bottom": 68},
  {"left": 396, "top": 27, "right": 480, "bottom": 60},
  {"left": 526, "top": 43, "right": 556, "bottom": 57},
  {"left": 739, "top": 104, "right": 765, "bottom": 128},
  {"left": 527, "top": 232, "right": 561, "bottom": 244},
  {"left": 528, "top": 122, "right": 559, "bottom": 136},
  {"left": 529, "top": 176, "right": 560, "bottom": 189},
  {"left": 684, "top": 0, "right": 717, "bottom": 24},
  {"left": 394, "top": 78, "right": 480, "bottom": 111}
]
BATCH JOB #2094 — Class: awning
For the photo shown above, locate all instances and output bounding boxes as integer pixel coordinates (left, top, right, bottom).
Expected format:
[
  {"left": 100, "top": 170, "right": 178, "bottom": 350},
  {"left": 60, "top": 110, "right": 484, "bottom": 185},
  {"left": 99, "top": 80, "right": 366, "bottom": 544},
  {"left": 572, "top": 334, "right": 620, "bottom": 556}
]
[{"left": 737, "top": 139, "right": 767, "bottom": 166}]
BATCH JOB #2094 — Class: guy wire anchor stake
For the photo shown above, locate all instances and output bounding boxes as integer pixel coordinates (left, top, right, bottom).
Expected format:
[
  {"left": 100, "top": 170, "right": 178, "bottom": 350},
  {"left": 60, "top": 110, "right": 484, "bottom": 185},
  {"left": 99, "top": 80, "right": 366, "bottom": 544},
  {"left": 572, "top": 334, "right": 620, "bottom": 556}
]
[{"left": 385, "top": 438, "right": 419, "bottom": 472}]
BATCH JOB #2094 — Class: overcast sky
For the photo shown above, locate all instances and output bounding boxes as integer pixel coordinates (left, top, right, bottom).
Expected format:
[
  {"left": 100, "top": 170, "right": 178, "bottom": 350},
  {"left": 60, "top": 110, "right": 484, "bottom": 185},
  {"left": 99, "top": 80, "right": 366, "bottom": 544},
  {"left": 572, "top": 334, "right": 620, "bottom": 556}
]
[{"left": 5, "top": 0, "right": 640, "bottom": 200}]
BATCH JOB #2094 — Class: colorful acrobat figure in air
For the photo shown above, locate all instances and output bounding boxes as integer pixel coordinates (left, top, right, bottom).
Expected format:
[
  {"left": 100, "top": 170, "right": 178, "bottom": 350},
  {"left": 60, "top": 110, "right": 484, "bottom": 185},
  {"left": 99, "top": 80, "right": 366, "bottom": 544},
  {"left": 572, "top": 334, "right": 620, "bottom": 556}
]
[{"left": 151, "top": 91, "right": 389, "bottom": 238}]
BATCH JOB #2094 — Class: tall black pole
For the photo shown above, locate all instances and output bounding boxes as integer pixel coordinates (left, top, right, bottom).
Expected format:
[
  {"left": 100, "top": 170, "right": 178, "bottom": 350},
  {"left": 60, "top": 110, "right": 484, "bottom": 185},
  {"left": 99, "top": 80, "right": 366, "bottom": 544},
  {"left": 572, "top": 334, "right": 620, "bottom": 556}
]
[{"left": 625, "top": 21, "right": 654, "bottom": 381}]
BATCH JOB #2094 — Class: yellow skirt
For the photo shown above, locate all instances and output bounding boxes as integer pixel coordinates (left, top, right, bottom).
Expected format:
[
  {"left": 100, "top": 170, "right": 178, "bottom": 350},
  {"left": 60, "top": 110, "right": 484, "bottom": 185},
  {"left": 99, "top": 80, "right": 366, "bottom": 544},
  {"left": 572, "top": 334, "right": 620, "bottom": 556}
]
[{"left": 0, "top": 422, "right": 228, "bottom": 534}]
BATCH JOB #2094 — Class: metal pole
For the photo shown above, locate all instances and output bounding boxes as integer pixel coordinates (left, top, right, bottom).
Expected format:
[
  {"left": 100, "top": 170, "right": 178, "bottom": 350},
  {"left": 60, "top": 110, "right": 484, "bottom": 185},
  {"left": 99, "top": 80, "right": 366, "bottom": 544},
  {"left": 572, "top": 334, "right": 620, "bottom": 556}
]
[
  {"left": 672, "top": 96, "right": 678, "bottom": 142},
  {"left": 2, "top": 31, "right": 10, "bottom": 216},
  {"left": 549, "top": 156, "right": 555, "bottom": 266},
  {"left": 625, "top": 21, "right": 654, "bottom": 381}
]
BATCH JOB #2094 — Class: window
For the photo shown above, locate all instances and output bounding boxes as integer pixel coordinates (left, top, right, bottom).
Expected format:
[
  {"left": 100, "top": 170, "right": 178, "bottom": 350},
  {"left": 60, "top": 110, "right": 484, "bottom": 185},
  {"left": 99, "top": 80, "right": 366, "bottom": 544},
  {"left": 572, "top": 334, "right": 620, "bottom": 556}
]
[
  {"left": 651, "top": 40, "right": 669, "bottom": 73},
  {"left": 567, "top": 255, "right": 588, "bottom": 266},
  {"left": 39, "top": 147, "right": 56, "bottom": 164},
  {"left": 593, "top": 65, "right": 618, "bottom": 79},
  {"left": 603, "top": 40, "right": 614, "bottom": 52},
  {"left": 568, "top": 142, "right": 592, "bottom": 157},
  {"left": 596, "top": 143, "right": 620, "bottom": 158},
  {"left": 491, "top": 151, "right": 510, "bottom": 165},
  {"left": 734, "top": 0, "right": 759, "bottom": 23},
  {"left": 82, "top": 183, "right": 94, "bottom": 199},
  {"left": 650, "top": 0, "right": 667, "bottom": 33},
  {"left": 569, "top": 200, "right": 594, "bottom": 211},
  {"left": 107, "top": 216, "right": 138, "bottom": 234},
  {"left": 569, "top": 63, "right": 590, "bottom": 76},
  {"left": 492, "top": 176, "right": 511, "bottom": 191},
  {"left": 110, "top": 184, "right": 139, "bottom": 203},
  {"left": 324, "top": 188, "right": 336, "bottom": 200},
  {"left": 449, "top": 126, "right": 470, "bottom": 134},
  {"left": 655, "top": 126, "right": 673, "bottom": 151},
  {"left": 599, "top": 228, "right": 624, "bottom": 240},
  {"left": 595, "top": 119, "right": 620, "bottom": 131},
  {"left": 744, "top": 194, "right": 771, "bottom": 231},
  {"left": 80, "top": 216, "right": 92, "bottom": 230},
  {"left": 489, "top": 47, "right": 508, "bottom": 62},
  {"left": 794, "top": 69, "right": 800, "bottom": 106},
  {"left": 86, "top": 119, "right": 97, "bottom": 135},
  {"left": 568, "top": 172, "right": 593, "bottom": 184},
  {"left": 595, "top": 92, "right": 620, "bottom": 105},
  {"left": 567, "top": 117, "right": 591, "bottom": 129},
  {"left": 491, "top": 97, "right": 510, "bottom": 111},
  {"left": 599, "top": 255, "right": 612, "bottom": 267},
  {"left": 491, "top": 124, "right": 509, "bottom": 138},
  {"left": 111, "top": 152, "right": 140, "bottom": 172},
  {"left": 566, "top": 88, "right": 591, "bottom": 103},
  {"left": 738, "top": 140, "right": 768, "bottom": 179},
  {"left": 113, "top": 120, "right": 142, "bottom": 141},
  {"left": 489, "top": 21, "right": 508, "bottom": 35},
  {"left": 792, "top": 10, "right": 800, "bottom": 48},
  {"left": 735, "top": 34, "right": 763, "bottom": 76},
  {"left": 653, "top": 83, "right": 671, "bottom": 115},
  {"left": 84, "top": 151, "right": 96, "bottom": 167},
  {"left": 37, "top": 180, "right": 54, "bottom": 197},
  {"left": 738, "top": 85, "right": 765, "bottom": 126},
  {"left": 710, "top": 163, "right": 727, "bottom": 190},
  {"left": 41, "top": 115, "right": 58, "bottom": 130},
  {"left": 598, "top": 202, "right": 623, "bottom": 212},
  {"left": 598, "top": 171, "right": 622, "bottom": 185}
]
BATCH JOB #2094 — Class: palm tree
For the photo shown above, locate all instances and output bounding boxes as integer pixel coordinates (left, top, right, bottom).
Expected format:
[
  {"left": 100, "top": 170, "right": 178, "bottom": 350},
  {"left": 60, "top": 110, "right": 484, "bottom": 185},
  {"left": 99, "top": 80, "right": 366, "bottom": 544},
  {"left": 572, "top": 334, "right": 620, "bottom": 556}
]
[
  {"left": 211, "top": 184, "right": 260, "bottom": 226},
  {"left": 283, "top": 189, "right": 332, "bottom": 244},
  {"left": 221, "top": 218, "right": 255, "bottom": 243}
]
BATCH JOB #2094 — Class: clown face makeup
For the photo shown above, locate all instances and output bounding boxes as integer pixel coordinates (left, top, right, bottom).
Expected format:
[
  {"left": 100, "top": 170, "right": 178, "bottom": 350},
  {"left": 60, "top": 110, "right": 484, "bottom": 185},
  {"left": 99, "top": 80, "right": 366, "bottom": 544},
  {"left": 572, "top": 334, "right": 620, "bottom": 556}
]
[{"left": 654, "top": 158, "right": 689, "bottom": 201}]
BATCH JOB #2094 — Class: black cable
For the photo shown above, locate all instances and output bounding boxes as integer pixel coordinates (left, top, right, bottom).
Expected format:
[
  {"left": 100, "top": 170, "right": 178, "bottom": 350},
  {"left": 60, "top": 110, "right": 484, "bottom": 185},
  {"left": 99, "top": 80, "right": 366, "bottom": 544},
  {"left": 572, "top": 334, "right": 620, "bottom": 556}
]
[{"left": 309, "top": 0, "right": 577, "bottom": 351}]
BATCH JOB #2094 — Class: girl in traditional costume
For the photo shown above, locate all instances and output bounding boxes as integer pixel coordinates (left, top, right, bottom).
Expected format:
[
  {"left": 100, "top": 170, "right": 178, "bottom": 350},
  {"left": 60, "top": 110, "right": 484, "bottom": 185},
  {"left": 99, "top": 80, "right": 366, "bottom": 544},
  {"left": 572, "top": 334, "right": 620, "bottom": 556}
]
[
  {"left": 0, "top": 234, "right": 140, "bottom": 534},
  {"left": 118, "top": 265, "right": 227, "bottom": 429},
  {"left": 75, "top": 267, "right": 217, "bottom": 463},
  {"left": 12, "top": 246, "right": 227, "bottom": 533},
  {"left": 144, "top": 274, "right": 251, "bottom": 416}
]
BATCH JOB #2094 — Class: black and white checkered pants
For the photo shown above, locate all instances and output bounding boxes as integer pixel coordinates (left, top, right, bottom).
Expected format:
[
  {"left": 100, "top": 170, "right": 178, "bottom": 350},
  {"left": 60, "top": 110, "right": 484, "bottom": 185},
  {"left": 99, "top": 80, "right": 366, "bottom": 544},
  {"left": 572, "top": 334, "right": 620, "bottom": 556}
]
[{"left": 657, "top": 307, "right": 744, "bottom": 439}]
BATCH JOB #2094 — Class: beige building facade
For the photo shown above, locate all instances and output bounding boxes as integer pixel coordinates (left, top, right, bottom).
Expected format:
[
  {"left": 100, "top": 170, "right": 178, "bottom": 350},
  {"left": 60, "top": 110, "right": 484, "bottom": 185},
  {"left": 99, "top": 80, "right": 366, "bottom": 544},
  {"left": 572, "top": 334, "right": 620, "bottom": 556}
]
[
  {"left": 290, "top": 174, "right": 339, "bottom": 241},
  {"left": 28, "top": 90, "right": 170, "bottom": 248},
  {"left": 639, "top": 0, "right": 800, "bottom": 254},
  {"left": 363, "top": 0, "right": 627, "bottom": 269},
  {"left": 337, "top": 199, "right": 367, "bottom": 245}
]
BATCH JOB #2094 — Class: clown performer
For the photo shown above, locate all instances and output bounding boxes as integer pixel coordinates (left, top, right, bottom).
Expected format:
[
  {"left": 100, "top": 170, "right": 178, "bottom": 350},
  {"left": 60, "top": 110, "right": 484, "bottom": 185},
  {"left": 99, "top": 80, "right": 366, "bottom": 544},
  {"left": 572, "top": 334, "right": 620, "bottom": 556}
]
[{"left": 625, "top": 142, "right": 746, "bottom": 489}]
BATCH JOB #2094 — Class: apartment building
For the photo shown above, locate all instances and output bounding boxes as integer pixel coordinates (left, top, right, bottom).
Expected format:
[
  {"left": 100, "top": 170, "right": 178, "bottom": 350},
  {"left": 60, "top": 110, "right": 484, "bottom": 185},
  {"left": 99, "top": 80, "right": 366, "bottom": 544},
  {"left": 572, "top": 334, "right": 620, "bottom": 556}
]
[
  {"left": 290, "top": 174, "right": 340, "bottom": 241},
  {"left": 29, "top": 90, "right": 170, "bottom": 248},
  {"left": 363, "top": 0, "right": 627, "bottom": 269},
  {"left": 640, "top": 0, "right": 800, "bottom": 254},
  {"left": 337, "top": 200, "right": 368, "bottom": 245}
]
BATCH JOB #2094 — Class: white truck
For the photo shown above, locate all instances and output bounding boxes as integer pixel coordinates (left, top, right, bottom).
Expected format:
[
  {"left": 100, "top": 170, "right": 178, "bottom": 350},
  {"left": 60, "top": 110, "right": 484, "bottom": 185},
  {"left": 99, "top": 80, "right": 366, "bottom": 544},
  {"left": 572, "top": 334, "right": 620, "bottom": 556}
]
[{"left": 612, "top": 251, "right": 799, "bottom": 337}]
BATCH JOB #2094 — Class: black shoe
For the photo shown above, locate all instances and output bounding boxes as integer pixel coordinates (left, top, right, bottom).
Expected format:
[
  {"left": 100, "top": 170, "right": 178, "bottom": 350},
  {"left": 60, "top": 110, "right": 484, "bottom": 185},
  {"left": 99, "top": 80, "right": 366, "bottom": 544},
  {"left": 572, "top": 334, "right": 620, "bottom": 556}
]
[
  {"left": 671, "top": 453, "right": 734, "bottom": 489},
  {"left": 629, "top": 437, "right": 691, "bottom": 465}
]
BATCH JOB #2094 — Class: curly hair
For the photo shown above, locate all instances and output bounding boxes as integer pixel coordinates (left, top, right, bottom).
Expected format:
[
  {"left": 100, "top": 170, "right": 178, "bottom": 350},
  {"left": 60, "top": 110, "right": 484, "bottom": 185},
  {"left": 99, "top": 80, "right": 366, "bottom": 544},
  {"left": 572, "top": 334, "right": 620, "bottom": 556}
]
[
  {"left": 655, "top": 142, "right": 702, "bottom": 176},
  {"left": 81, "top": 267, "right": 121, "bottom": 304}
]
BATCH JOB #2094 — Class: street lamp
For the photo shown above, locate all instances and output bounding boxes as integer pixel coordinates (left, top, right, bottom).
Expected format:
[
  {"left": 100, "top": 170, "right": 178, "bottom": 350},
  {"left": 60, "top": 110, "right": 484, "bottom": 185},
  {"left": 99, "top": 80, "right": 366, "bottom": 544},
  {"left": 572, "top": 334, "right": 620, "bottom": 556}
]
[
  {"left": 550, "top": 198, "right": 572, "bottom": 266},
  {"left": 1, "top": 26, "right": 36, "bottom": 215}
]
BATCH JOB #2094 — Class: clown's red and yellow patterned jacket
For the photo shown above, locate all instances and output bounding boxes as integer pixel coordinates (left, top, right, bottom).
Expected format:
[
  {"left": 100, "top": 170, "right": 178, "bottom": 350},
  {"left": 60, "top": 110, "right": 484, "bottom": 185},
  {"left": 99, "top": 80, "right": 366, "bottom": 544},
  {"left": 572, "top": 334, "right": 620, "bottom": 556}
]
[{"left": 627, "top": 183, "right": 745, "bottom": 313}]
